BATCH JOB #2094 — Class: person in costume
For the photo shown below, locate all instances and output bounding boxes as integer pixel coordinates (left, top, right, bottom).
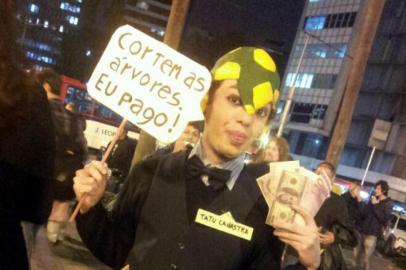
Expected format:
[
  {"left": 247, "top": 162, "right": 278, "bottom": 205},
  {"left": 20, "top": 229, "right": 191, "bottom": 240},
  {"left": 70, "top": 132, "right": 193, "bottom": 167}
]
[{"left": 73, "top": 47, "right": 321, "bottom": 270}]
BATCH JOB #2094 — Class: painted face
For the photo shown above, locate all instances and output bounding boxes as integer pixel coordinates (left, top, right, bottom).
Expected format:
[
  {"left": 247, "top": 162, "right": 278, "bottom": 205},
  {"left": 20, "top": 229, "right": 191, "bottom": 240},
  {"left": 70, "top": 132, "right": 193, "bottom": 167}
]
[
  {"left": 203, "top": 80, "right": 271, "bottom": 163},
  {"left": 264, "top": 140, "right": 280, "bottom": 162}
]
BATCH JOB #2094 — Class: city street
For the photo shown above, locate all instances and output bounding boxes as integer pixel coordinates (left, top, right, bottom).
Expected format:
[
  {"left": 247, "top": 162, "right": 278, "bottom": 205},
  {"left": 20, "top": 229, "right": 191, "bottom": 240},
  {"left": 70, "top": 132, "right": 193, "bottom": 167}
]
[
  {"left": 29, "top": 222, "right": 405, "bottom": 270},
  {"left": 30, "top": 223, "right": 110, "bottom": 270}
]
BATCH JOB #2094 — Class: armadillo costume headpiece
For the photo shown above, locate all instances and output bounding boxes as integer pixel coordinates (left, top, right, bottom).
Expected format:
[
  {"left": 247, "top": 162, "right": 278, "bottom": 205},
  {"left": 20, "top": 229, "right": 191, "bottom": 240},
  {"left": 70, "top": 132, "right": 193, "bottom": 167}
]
[{"left": 202, "top": 47, "right": 280, "bottom": 115}]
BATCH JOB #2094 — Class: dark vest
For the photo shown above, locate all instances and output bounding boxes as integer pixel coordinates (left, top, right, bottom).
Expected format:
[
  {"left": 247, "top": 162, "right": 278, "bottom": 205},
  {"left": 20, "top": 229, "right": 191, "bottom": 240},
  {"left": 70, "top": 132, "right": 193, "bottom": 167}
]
[{"left": 127, "top": 152, "right": 271, "bottom": 270}]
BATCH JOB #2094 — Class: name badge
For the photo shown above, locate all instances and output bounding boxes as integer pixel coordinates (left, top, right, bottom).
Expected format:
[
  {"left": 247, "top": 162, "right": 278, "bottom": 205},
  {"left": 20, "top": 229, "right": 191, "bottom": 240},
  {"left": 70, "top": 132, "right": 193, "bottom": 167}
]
[{"left": 195, "top": 209, "right": 253, "bottom": 241}]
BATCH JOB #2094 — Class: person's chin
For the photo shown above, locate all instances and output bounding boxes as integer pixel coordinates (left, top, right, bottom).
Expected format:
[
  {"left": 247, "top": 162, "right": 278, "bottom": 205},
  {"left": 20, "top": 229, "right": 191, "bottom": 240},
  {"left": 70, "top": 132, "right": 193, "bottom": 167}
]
[{"left": 223, "top": 143, "right": 246, "bottom": 157}]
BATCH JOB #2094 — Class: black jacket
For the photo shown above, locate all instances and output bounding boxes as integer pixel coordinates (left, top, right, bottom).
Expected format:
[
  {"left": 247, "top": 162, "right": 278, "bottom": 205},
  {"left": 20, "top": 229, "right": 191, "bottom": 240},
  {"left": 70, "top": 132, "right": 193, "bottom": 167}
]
[
  {"left": 106, "top": 135, "right": 137, "bottom": 177},
  {"left": 49, "top": 98, "right": 87, "bottom": 200},
  {"left": 76, "top": 151, "right": 309, "bottom": 270},
  {"left": 315, "top": 192, "right": 357, "bottom": 270},
  {"left": 358, "top": 197, "right": 393, "bottom": 237},
  {"left": 341, "top": 191, "right": 361, "bottom": 226}
]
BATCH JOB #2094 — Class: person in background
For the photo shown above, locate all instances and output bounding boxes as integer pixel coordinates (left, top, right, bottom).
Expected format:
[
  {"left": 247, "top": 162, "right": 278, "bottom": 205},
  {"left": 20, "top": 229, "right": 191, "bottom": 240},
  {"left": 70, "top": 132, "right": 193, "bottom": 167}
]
[
  {"left": 65, "top": 101, "right": 86, "bottom": 132},
  {"left": 341, "top": 182, "right": 362, "bottom": 226},
  {"left": 0, "top": 1, "right": 55, "bottom": 268},
  {"left": 153, "top": 121, "right": 202, "bottom": 156},
  {"left": 37, "top": 68, "right": 88, "bottom": 244},
  {"left": 106, "top": 127, "right": 137, "bottom": 178},
  {"left": 105, "top": 127, "right": 137, "bottom": 193},
  {"left": 172, "top": 121, "right": 202, "bottom": 153},
  {"left": 314, "top": 162, "right": 357, "bottom": 270},
  {"left": 73, "top": 47, "right": 321, "bottom": 270},
  {"left": 353, "top": 180, "right": 393, "bottom": 270},
  {"left": 65, "top": 101, "right": 75, "bottom": 112},
  {"left": 251, "top": 136, "right": 290, "bottom": 163}
]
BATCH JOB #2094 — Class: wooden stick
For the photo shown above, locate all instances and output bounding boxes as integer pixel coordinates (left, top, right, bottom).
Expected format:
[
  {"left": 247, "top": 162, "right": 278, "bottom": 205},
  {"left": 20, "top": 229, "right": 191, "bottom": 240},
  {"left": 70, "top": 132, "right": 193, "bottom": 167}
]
[{"left": 69, "top": 119, "right": 128, "bottom": 222}]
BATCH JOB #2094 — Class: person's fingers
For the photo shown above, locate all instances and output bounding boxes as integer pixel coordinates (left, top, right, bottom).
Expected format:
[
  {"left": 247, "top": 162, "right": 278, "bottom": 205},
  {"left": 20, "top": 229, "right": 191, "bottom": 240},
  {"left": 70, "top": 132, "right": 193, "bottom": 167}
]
[
  {"left": 76, "top": 168, "right": 91, "bottom": 178},
  {"left": 274, "top": 229, "right": 310, "bottom": 242},
  {"left": 276, "top": 237, "right": 303, "bottom": 249},
  {"left": 276, "top": 233, "right": 318, "bottom": 253},
  {"left": 73, "top": 181, "right": 94, "bottom": 194},
  {"left": 273, "top": 223, "right": 301, "bottom": 234},
  {"left": 290, "top": 204, "right": 316, "bottom": 227},
  {"left": 319, "top": 234, "right": 327, "bottom": 240},
  {"left": 85, "top": 164, "right": 106, "bottom": 183},
  {"left": 86, "top": 161, "right": 108, "bottom": 174},
  {"left": 74, "top": 176, "right": 97, "bottom": 185}
]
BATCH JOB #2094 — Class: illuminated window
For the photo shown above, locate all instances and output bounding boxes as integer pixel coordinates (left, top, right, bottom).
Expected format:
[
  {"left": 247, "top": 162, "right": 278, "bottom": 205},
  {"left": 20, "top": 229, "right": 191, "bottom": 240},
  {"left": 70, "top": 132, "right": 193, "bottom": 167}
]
[
  {"left": 60, "top": 2, "right": 81, "bottom": 13},
  {"left": 43, "top": 20, "right": 49, "bottom": 28},
  {"left": 311, "top": 46, "right": 327, "bottom": 58},
  {"left": 67, "top": 15, "right": 79, "bottom": 25},
  {"left": 285, "top": 73, "right": 314, "bottom": 88},
  {"left": 285, "top": 73, "right": 295, "bottom": 87},
  {"left": 137, "top": 1, "right": 149, "bottom": 10},
  {"left": 304, "top": 16, "right": 326, "bottom": 30},
  {"left": 30, "top": 3, "right": 39, "bottom": 13},
  {"left": 334, "top": 45, "right": 347, "bottom": 58},
  {"left": 59, "top": 25, "right": 64, "bottom": 33}
]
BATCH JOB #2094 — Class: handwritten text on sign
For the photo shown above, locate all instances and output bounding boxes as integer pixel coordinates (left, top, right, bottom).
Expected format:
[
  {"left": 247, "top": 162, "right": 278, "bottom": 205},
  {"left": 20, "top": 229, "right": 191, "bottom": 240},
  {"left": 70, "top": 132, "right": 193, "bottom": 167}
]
[{"left": 87, "top": 25, "right": 211, "bottom": 143}]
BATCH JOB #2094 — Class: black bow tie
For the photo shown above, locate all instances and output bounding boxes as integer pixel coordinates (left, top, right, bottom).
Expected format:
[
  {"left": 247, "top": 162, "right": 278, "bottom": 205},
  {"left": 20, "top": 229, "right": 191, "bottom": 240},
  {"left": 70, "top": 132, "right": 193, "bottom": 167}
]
[{"left": 185, "top": 155, "right": 231, "bottom": 191}]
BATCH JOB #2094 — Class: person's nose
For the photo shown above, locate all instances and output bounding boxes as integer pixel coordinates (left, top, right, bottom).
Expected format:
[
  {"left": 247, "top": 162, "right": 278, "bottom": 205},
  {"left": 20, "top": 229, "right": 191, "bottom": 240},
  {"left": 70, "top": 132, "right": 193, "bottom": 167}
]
[{"left": 237, "top": 107, "right": 254, "bottom": 127}]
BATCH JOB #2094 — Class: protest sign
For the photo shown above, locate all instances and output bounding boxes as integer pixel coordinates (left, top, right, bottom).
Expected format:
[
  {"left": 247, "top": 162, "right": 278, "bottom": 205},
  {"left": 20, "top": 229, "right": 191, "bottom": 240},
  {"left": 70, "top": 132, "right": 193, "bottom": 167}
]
[
  {"left": 87, "top": 25, "right": 212, "bottom": 143},
  {"left": 257, "top": 161, "right": 332, "bottom": 226}
]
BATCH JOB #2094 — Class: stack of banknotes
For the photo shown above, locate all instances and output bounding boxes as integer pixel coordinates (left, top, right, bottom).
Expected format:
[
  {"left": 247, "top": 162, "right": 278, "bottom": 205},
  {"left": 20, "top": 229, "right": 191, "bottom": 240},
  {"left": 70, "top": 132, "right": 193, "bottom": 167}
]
[{"left": 257, "top": 161, "right": 332, "bottom": 226}]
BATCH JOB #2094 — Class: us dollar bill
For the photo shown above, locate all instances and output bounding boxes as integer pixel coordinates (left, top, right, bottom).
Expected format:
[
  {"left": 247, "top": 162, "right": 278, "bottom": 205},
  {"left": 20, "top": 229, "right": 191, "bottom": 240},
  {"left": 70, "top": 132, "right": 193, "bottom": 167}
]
[{"left": 267, "top": 169, "right": 307, "bottom": 225}]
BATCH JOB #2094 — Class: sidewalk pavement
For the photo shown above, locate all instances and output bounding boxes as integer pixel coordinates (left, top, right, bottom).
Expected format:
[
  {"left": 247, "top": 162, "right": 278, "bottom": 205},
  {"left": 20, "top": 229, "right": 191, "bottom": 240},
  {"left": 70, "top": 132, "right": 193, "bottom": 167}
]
[
  {"left": 30, "top": 222, "right": 111, "bottom": 270},
  {"left": 342, "top": 247, "right": 405, "bottom": 270}
]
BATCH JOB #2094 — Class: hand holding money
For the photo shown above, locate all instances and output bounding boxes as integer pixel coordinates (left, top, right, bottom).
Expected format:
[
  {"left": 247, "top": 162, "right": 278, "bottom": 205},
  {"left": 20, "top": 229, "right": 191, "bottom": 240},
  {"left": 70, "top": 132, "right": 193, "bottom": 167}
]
[
  {"left": 273, "top": 205, "right": 320, "bottom": 270},
  {"left": 257, "top": 161, "right": 332, "bottom": 227}
]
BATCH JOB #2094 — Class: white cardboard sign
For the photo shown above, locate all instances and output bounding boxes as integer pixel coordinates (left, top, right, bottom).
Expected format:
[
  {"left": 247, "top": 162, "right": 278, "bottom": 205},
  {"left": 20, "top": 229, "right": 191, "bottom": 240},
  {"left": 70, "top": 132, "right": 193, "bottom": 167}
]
[{"left": 87, "top": 25, "right": 211, "bottom": 143}]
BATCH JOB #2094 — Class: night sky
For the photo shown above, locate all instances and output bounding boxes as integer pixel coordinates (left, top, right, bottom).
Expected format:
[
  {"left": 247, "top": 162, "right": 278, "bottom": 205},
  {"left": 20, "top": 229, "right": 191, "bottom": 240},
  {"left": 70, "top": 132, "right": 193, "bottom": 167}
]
[{"left": 182, "top": 0, "right": 306, "bottom": 74}]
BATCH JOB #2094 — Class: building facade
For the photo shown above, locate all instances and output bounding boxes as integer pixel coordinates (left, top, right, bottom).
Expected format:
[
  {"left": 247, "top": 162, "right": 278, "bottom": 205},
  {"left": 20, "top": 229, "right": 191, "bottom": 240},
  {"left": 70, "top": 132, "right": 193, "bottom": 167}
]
[
  {"left": 123, "top": 0, "right": 171, "bottom": 41},
  {"left": 15, "top": 0, "right": 83, "bottom": 70},
  {"left": 279, "top": 0, "right": 363, "bottom": 160},
  {"left": 344, "top": 0, "right": 406, "bottom": 177},
  {"left": 280, "top": 0, "right": 406, "bottom": 200}
]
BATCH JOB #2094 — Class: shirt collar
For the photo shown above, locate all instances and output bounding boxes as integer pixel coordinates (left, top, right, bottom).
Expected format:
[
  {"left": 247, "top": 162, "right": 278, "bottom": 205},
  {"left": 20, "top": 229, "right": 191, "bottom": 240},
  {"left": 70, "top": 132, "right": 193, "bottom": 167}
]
[{"left": 188, "top": 139, "right": 245, "bottom": 190}]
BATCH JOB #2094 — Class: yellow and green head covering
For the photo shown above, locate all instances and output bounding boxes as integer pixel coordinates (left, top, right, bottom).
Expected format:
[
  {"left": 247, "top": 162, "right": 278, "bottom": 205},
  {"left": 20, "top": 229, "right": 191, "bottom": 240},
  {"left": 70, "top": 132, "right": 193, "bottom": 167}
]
[{"left": 203, "top": 47, "right": 280, "bottom": 115}]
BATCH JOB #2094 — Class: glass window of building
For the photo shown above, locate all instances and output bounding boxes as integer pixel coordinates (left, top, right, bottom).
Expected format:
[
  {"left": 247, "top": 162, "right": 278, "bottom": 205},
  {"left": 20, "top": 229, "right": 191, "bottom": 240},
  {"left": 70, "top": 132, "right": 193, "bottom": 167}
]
[{"left": 304, "top": 16, "right": 326, "bottom": 30}]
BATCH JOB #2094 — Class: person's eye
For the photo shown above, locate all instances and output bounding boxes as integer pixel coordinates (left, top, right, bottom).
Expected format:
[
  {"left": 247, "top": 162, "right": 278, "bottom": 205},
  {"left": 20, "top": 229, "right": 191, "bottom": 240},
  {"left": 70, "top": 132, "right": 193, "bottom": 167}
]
[
  {"left": 227, "top": 95, "right": 242, "bottom": 106},
  {"left": 255, "top": 107, "right": 269, "bottom": 118}
]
